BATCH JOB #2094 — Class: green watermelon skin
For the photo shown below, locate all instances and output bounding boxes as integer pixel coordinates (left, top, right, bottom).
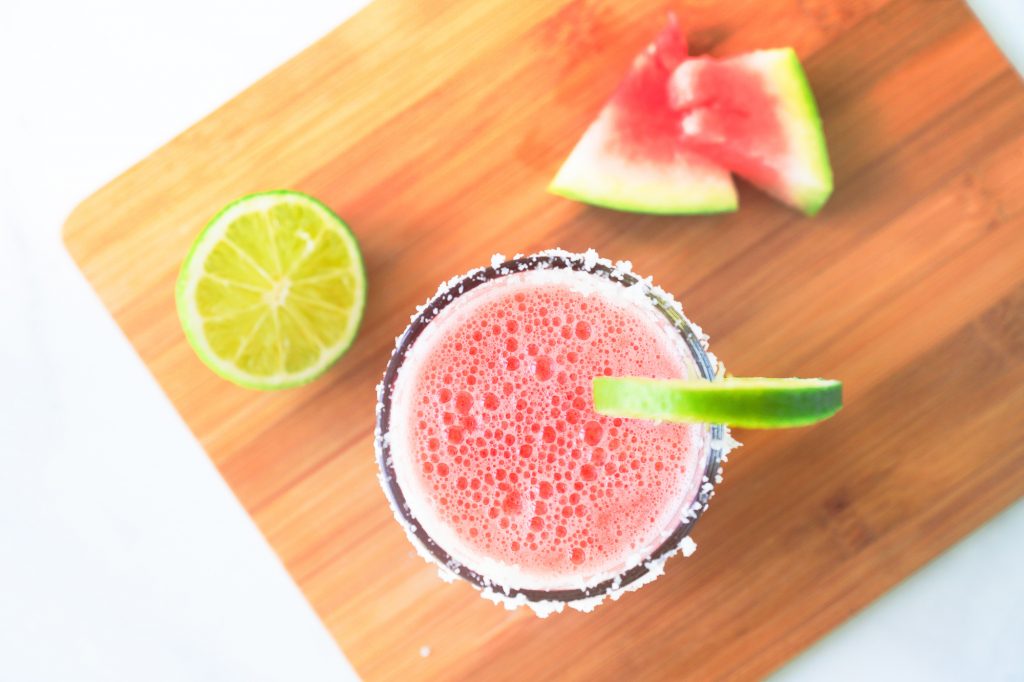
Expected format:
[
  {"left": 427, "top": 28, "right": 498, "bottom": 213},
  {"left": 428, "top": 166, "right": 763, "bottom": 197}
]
[
  {"left": 549, "top": 19, "right": 738, "bottom": 215},
  {"left": 671, "top": 48, "right": 833, "bottom": 216}
]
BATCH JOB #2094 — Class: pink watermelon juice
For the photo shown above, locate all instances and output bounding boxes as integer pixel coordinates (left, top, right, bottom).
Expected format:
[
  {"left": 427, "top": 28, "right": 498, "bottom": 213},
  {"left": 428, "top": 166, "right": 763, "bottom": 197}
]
[{"left": 379, "top": 253, "right": 718, "bottom": 596}]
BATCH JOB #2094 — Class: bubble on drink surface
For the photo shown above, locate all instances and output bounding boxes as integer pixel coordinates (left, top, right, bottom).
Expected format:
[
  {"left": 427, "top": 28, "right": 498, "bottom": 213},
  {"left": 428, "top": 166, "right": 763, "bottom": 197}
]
[
  {"left": 534, "top": 356, "right": 554, "bottom": 381},
  {"left": 455, "top": 391, "right": 474, "bottom": 414}
]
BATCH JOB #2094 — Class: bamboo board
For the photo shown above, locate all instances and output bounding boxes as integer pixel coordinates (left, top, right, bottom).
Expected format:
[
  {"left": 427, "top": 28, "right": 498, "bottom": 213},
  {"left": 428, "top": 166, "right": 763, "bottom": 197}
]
[{"left": 63, "top": 0, "right": 1024, "bottom": 678}]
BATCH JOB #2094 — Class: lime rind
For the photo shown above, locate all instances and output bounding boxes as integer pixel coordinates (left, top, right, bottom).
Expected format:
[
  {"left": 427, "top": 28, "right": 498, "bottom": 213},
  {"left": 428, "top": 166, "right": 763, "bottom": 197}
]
[
  {"left": 176, "top": 190, "right": 366, "bottom": 390},
  {"left": 593, "top": 377, "right": 842, "bottom": 428}
]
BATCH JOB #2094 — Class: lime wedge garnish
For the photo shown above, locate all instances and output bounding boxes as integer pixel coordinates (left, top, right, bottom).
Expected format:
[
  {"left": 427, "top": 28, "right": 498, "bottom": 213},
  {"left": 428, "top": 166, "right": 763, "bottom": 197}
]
[
  {"left": 593, "top": 377, "right": 842, "bottom": 428},
  {"left": 176, "top": 190, "right": 366, "bottom": 390}
]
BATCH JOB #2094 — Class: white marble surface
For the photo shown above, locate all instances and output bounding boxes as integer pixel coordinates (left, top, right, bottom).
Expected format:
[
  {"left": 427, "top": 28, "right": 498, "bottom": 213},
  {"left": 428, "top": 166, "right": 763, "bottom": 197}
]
[{"left": 0, "top": 1, "right": 1020, "bottom": 680}]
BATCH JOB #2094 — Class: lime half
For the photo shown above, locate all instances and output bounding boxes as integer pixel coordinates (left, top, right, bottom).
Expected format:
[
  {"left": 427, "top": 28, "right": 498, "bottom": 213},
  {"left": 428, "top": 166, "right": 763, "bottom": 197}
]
[
  {"left": 176, "top": 190, "right": 366, "bottom": 390},
  {"left": 593, "top": 377, "right": 842, "bottom": 428}
]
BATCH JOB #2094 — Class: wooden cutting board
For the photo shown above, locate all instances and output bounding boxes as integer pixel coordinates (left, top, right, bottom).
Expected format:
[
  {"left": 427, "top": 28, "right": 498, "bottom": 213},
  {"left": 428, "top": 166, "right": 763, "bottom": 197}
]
[{"left": 63, "top": 0, "right": 1024, "bottom": 678}]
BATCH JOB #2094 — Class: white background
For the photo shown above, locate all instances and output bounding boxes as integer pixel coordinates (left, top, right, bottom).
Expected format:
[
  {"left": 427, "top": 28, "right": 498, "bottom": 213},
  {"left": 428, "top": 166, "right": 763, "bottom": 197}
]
[{"left": 0, "top": 1, "right": 1021, "bottom": 680}]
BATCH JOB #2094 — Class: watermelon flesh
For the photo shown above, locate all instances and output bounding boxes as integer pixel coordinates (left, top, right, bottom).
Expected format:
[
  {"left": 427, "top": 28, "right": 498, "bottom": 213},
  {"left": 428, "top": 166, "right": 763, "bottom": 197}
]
[
  {"left": 549, "top": 17, "right": 738, "bottom": 214},
  {"left": 670, "top": 49, "right": 833, "bottom": 215}
]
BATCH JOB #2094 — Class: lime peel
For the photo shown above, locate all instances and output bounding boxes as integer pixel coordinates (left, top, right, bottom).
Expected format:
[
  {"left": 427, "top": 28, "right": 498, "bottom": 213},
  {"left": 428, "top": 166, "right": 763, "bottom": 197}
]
[{"left": 593, "top": 377, "right": 842, "bottom": 429}]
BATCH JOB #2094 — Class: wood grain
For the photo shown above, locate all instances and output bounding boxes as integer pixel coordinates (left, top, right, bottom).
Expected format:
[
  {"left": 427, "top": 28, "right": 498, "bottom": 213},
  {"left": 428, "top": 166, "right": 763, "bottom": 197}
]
[{"left": 63, "top": 0, "right": 1024, "bottom": 679}]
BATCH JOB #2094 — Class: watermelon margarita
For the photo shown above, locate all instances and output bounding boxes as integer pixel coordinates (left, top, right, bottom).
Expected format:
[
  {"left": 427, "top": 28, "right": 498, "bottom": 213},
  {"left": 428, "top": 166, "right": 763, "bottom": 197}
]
[{"left": 376, "top": 251, "right": 729, "bottom": 612}]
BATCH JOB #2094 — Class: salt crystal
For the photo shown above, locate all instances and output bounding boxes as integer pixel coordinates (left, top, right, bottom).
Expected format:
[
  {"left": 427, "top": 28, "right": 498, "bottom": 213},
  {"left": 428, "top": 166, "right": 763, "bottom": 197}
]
[{"left": 681, "top": 536, "right": 697, "bottom": 557}]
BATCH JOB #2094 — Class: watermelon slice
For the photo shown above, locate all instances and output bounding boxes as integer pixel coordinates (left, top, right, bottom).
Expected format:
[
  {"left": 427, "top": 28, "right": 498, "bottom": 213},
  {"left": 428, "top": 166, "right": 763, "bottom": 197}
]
[
  {"left": 549, "top": 17, "right": 738, "bottom": 215},
  {"left": 670, "top": 48, "right": 833, "bottom": 215}
]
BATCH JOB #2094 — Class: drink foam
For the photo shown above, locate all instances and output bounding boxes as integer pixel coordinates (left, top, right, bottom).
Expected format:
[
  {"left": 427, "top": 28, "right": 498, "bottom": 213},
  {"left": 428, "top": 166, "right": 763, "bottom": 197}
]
[{"left": 388, "top": 266, "right": 708, "bottom": 591}]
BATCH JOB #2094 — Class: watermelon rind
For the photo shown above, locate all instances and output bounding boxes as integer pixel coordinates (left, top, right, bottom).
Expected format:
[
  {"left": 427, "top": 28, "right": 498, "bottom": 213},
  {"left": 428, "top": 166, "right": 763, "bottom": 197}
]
[
  {"left": 673, "top": 48, "right": 833, "bottom": 216},
  {"left": 549, "top": 110, "right": 739, "bottom": 215},
  {"left": 761, "top": 48, "right": 833, "bottom": 216},
  {"left": 549, "top": 17, "right": 738, "bottom": 216}
]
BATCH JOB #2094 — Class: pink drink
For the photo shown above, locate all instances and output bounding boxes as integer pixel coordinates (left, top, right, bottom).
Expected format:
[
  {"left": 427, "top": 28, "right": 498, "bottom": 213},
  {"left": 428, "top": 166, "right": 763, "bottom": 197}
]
[{"left": 381, "top": 254, "right": 718, "bottom": 598}]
